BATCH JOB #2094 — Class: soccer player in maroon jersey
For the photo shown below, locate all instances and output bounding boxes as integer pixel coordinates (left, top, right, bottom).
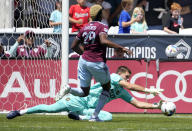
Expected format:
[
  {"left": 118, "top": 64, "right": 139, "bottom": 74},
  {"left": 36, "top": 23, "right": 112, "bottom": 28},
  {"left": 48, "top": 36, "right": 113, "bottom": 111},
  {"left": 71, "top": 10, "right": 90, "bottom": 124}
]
[{"left": 55, "top": 5, "right": 132, "bottom": 121}]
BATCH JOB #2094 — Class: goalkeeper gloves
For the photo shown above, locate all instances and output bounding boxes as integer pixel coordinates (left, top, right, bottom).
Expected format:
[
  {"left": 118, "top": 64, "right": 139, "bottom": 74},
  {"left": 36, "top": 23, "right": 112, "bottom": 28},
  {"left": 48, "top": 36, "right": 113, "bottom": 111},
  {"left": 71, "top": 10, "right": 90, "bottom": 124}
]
[{"left": 144, "top": 88, "right": 164, "bottom": 96}]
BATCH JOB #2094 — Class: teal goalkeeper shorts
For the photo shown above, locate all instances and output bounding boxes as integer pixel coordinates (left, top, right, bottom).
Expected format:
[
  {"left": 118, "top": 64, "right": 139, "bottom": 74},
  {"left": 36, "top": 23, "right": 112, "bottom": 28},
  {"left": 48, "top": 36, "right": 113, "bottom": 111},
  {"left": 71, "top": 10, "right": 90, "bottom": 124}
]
[{"left": 61, "top": 94, "right": 88, "bottom": 113}]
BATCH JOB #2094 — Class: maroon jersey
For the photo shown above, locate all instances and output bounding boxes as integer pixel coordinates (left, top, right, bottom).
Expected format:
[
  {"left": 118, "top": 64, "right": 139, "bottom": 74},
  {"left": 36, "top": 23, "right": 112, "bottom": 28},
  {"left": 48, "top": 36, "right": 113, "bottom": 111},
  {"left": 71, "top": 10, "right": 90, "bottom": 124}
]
[
  {"left": 77, "top": 21, "right": 109, "bottom": 62},
  {"left": 16, "top": 45, "right": 46, "bottom": 58}
]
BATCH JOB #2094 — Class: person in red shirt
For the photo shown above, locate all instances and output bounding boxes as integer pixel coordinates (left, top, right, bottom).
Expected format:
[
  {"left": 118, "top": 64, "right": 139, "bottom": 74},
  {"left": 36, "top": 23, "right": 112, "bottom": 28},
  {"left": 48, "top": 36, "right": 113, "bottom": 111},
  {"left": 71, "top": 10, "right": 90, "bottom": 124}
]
[{"left": 69, "top": 0, "right": 91, "bottom": 32}]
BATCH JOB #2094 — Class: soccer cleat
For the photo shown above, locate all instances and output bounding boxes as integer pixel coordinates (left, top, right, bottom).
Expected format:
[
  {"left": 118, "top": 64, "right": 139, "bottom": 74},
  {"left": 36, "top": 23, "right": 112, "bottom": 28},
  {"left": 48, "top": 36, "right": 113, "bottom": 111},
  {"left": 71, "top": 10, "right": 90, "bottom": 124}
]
[
  {"left": 89, "top": 115, "right": 103, "bottom": 122},
  {"left": 6, "top": 110, "right": 21, "bottom": 119},
  {"left": 68, "top": 113, "right": 80, "bottom": 120},
  {"left": 55, "top": 84, "right": 70, "bottom": 101}
]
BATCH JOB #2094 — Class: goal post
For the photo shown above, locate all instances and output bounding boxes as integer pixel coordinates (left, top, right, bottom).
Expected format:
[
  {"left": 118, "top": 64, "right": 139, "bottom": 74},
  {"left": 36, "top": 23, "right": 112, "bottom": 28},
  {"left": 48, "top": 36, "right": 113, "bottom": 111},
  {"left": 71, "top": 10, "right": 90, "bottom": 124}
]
[
  {"left": 61, "top": 0, "right": 69, "bottom": 89},
  {"left": 0, "top": 0, "right": 69, "bottom": 113}
]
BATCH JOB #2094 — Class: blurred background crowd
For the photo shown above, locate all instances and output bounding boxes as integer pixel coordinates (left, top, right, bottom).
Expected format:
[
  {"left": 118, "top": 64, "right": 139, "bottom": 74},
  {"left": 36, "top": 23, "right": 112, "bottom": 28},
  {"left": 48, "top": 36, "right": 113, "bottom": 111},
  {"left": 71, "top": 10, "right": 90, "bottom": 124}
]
[{"left": 0, "top": 0, "right": 191, "bottom": 35}]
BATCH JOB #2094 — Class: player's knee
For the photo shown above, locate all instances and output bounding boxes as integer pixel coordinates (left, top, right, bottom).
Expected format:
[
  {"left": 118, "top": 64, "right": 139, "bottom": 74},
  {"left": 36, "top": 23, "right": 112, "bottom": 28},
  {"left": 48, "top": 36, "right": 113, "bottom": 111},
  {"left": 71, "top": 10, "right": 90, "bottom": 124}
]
[
  {"left": 101, "top": 81, "right": 111, "bottom": 91},
  {"left": 81, "top": 87, "right": 90, "bottom": 97},
  {"left": 105, "top": 113, "right": 112, "bottom": 121}
]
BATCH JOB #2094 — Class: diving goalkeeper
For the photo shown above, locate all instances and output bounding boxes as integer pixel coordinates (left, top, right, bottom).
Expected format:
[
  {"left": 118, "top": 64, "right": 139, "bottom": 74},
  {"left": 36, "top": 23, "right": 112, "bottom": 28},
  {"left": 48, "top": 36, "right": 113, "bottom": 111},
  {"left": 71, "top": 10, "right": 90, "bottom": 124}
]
[{"left": 7, "top": 66, "right": 164, "bottom": 121}]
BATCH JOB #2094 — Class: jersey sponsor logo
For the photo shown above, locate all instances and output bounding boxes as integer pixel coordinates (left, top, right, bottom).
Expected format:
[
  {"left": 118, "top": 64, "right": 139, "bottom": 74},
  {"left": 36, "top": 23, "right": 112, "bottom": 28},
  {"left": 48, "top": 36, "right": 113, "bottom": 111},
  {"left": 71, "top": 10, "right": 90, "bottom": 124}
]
[
  {"left": 34, "top": 48, "right": 38, "bottom": 53},
  {"left": 20, "top": 48, "right": 25, "bottom": 52},
  {"left": 65, "top": 97, "right": 70, "bottom": 101},
  {"left": 75, "top": 13, "right": 88, "bottom": 18}
]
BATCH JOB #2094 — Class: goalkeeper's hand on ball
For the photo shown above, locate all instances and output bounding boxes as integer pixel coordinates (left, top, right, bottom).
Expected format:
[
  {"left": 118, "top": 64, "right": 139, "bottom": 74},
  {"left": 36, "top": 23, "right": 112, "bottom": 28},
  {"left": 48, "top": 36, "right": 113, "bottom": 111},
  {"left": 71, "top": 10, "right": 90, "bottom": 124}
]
[{"left": 144, "top": 88, "right": 164, "bottom": 96}]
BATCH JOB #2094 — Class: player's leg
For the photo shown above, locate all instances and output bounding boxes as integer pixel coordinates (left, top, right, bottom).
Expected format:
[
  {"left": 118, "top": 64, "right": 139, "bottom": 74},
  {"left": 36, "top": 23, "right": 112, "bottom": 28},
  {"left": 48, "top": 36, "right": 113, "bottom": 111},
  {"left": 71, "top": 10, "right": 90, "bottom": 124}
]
[
  {"left": 86, "top": 62, "right": 111, "bottom": 121},
  {"left": 130, "top": 99, "right": 163, "bottom": 109},
  {"left": 7, "top": 100, "right": 68, "bottom": 119},
  {"left": 55, "top": 56, "right": 91, "bottom": 101},
  {"left": 69, "top": 56, "right": 92, "bottom": 97},
  {"left": 68, "top": 109, "right": 112, "bottom": 121}
]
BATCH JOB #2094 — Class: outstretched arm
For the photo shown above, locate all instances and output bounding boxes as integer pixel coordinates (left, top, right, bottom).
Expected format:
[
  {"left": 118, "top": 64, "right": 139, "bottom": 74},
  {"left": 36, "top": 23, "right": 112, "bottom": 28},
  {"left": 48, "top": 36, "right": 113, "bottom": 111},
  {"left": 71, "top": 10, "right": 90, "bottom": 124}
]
[
  {"left": 119, "top": 80, "right": 164, "bottom": 95},
  {"left": 99, "top": 34, "right": 132, "bottom": 55}
]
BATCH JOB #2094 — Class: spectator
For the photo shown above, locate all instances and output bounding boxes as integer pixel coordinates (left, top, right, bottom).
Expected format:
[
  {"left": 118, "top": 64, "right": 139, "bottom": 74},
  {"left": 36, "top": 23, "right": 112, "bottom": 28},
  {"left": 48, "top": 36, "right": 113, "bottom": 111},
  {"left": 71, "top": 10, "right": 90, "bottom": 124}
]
[
  {"left": 105, "top": 0, "right": 122, "bottom": 27},
  {"left": 130, "top": 7, "right": 148, "bottom": 34},
  {"left": 111, "top": 48, "right": 126, "bottom": 59},
  {"left": 86, "top": 0, "right": 111, "bottom": 26},
  {"left": 163, "top": 2, "right": 183, "bottom": 34},
  {"left": 118, "top": 0, "right": 139, "bottom": 34},
  {"left": 4, "top": 30, "right": 55, "bottom": 58},
  {"left": 49, "top": 0, "right": 62, "bottom": 33},
  {"left": 137, "top": 0, "right": 166, "bottom": 30},
  {"left": 172, "top": 0, "right": 192, "bottom": 28},
  {"left": 69, "top": 0, "right": 90, "bottom": 33}
]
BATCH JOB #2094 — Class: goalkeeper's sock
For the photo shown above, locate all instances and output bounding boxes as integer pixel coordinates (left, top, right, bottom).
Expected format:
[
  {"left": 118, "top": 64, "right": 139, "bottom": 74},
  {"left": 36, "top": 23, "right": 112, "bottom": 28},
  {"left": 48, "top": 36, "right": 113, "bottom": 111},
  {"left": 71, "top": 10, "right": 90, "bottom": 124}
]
[
  {"left": 69, "top": 88, "right": 84, "bottom": 96},
  {"left": 93, "top": 90, "right": 109, "bottom": 118},
  {"left": 20, "top": 109, "right": 27, "bottom": 115}
]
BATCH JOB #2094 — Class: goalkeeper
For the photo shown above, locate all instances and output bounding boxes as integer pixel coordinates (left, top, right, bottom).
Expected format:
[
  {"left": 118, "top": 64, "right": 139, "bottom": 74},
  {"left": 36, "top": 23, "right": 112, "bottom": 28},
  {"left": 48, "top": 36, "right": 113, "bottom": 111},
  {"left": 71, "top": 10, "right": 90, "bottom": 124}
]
[{"left": 7, "top": 66, "right": 164, "bottom": 121}]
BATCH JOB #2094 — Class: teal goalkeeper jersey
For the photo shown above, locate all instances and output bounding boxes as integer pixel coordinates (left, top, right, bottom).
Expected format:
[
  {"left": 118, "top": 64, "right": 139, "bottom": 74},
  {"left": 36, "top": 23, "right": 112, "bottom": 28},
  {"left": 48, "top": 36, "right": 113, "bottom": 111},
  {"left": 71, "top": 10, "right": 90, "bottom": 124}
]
[
  {"left": 87, "top": 73, "right": 134, "bottom": 108},
  {"left": 60, "top": 73, "right": 133, "bottom": 112}
]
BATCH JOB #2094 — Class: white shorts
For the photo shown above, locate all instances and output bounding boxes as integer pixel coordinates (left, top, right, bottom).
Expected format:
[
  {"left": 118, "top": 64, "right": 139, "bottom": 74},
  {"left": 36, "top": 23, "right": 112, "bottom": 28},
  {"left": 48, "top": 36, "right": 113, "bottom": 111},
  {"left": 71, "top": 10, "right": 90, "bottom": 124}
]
[{"left": 78, "top": 56, "right": 110, "bottom": 87}]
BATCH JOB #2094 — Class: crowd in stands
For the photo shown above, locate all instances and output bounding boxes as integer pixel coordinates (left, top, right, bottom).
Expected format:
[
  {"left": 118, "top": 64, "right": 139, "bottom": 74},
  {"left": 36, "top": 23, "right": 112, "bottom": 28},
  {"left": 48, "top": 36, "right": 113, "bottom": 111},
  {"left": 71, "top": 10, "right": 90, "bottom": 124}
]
[
  {"left": 1, "top": 0, "right": 191, "bottom": 59},
  {"left": 12, "top": 0, "right": 192, "bottom": 35}
]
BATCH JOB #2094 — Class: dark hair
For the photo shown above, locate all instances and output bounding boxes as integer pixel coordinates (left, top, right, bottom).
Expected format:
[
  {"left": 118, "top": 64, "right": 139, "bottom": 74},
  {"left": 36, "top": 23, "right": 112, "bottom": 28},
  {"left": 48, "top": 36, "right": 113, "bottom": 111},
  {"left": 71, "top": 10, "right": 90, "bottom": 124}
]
[
  {"left": 55, "top": 0, "right": 61, "bottom": 9},
  {"left": 116, "top": 66, "right": 132, "bottom": 74},
  {"left": 94, "top": 9, "right": 102, "bottom": 21},
  {"left": 24, "top": 30, "right": 35, "bottom": 39}
]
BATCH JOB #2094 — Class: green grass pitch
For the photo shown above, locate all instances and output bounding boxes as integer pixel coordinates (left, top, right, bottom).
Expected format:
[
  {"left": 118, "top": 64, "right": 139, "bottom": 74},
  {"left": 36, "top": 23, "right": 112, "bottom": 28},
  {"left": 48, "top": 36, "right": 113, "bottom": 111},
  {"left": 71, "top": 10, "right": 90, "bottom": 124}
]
[{"left": 1, "top": 114, "right": 192, "bottom": 131}]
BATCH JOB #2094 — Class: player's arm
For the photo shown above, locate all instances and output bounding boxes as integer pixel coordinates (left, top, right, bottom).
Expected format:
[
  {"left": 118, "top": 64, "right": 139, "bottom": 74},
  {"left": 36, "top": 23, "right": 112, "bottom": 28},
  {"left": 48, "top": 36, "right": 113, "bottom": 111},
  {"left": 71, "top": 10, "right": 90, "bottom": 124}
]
[
  {"left": 49, "top": 21, "right": 62, "bottom": 26},
  {"left": 119, "top": 80, "right": 145, "bottom": 92},
  {"left": 69, "top": 17, "right": 83, "bottom": 24},
  {"left": 119, "top": 80, "right": 164, "bottom": 95},
  {"left": 122, "top": 18, "right": 138, "bottom": 27},
  {"left": 99, "top": 34, "right": 132, "bottom": 55},
  {"left": 9, "top": 35, "right": 24, "bottom": 57},
  {"left": 71, "top": 38, "right": 84, "bottom": 55},
  {"left": 163, "top": 27, "right": 178, "bottom": 34}
]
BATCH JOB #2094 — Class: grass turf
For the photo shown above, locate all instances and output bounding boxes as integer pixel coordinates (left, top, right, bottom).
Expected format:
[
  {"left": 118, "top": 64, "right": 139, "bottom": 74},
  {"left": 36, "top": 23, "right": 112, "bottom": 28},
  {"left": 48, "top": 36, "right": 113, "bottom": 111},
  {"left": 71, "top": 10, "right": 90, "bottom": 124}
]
[{"left": 1, "top": 114, "right": 192, "bottom": 131}]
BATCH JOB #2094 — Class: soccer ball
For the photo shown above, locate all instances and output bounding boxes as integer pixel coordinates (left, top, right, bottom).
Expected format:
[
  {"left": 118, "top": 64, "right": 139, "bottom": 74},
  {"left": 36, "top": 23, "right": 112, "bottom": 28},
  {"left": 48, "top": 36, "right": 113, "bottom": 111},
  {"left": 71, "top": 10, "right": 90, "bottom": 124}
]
[
  {"left": 165, "top": 45, "right": 178, "bottom": 57},
  {"left": 161, "top": 101, "right": 176, "bottom": 116}
]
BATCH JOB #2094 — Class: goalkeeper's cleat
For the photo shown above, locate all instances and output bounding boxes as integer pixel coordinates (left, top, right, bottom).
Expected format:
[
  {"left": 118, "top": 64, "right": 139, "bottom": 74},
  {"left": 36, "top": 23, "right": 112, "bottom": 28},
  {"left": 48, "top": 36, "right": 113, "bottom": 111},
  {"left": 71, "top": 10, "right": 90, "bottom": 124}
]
[
  {"left": 68, "top": 113, "right": 80, "bottom": 120},
  {"left": 6, "top": 110, "right": 21, "bottom": 119},
  {"left": 89, "top": 115, "right": 103, "bottom": 122},
  {"left": 55, "top": 84, "right": 70, "bottom": 101}
]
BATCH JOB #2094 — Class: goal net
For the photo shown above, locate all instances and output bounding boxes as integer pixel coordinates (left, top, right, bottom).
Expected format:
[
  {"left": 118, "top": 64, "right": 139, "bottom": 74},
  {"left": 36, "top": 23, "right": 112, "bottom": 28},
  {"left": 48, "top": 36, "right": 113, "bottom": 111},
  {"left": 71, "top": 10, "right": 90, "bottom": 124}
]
[{"left": 0, "top": 0, "right": 64, "bottom": 113}]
